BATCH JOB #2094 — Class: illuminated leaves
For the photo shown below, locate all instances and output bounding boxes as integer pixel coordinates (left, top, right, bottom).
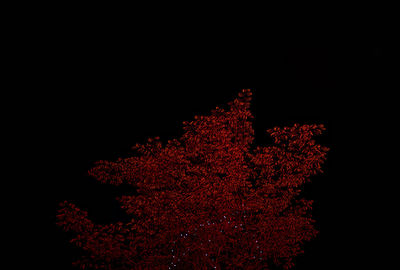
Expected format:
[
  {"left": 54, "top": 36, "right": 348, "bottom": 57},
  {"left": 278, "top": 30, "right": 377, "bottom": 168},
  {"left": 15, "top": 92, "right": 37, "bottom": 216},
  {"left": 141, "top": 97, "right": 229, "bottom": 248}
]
[{"left": 56, "top": 89, "right": 328, "bottom": 269}]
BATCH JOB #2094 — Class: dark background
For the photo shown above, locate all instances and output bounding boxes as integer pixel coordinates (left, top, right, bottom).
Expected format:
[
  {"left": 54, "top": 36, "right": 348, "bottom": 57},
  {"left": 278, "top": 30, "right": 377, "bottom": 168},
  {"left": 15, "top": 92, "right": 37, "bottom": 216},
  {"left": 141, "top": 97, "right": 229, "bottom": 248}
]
[{"left": 40, "top": 22, "right": 387, "bottom": 269}]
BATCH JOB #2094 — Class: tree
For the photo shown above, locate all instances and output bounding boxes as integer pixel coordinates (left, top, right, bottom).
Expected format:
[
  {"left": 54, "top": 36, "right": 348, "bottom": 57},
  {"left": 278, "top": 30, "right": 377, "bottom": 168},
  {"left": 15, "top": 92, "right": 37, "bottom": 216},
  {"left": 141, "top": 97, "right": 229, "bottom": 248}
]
[{"left": 56, "top": 89, "right": 329, "bottom": 269}]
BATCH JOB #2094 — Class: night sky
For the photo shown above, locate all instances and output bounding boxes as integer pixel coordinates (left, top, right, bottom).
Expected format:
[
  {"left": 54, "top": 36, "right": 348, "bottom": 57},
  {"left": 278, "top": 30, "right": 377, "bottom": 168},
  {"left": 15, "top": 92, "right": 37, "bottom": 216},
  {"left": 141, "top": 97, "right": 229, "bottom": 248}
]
[{"left": 44, "top": 27, "right": 385, "bottom": 269}]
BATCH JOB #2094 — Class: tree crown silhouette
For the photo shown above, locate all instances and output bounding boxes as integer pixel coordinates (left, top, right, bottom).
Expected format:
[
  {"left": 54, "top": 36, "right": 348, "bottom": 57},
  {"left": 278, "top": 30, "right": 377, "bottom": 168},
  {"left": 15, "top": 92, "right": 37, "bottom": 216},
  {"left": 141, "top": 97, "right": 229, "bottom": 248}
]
[{"left": 57, "top": 89, "right": 329, "bottom": 269}]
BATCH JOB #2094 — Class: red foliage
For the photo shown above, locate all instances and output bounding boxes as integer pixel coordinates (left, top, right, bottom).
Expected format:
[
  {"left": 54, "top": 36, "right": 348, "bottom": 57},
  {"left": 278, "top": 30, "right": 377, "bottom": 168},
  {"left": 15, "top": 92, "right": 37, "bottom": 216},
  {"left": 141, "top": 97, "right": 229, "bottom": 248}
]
[{"left": 56, "top": 89, "right": 329, "bottom": 269}]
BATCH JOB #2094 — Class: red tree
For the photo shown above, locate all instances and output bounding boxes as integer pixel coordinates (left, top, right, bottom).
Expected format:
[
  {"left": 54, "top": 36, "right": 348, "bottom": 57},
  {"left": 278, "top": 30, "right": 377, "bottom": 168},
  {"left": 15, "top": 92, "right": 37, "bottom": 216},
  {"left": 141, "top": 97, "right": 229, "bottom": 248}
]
[{"left": 56, "top": 89, "right": 329, "bottom": 269}]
